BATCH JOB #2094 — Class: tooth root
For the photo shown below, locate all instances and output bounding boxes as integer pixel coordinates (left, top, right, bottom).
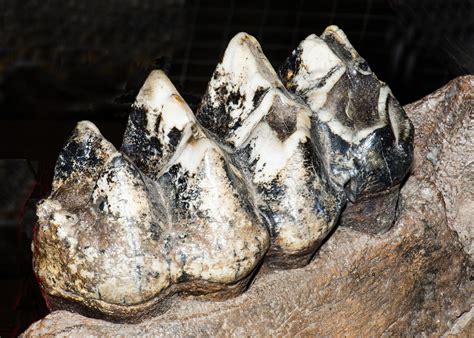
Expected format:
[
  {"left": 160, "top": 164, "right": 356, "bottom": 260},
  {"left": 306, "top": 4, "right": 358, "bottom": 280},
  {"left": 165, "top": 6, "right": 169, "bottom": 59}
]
[
  {"left": 122, "top": 70, "right": 195, "bottom": 178},
  {"left": 53, "top": 120, "right": 116, "bottom": 194},
  {"left": 159, "top": 134, "right": 269, "bottom": 283}
]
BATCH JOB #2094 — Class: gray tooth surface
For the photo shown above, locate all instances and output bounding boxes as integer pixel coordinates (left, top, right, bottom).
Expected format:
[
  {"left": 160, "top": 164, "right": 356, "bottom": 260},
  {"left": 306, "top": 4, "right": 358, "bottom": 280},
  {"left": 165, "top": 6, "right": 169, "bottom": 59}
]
[
  {"left": 279, "top": 26, "right": 414, "bottom": 202},
  {"left": 197, "top": 32, "right": 344, "bottom": 268}
]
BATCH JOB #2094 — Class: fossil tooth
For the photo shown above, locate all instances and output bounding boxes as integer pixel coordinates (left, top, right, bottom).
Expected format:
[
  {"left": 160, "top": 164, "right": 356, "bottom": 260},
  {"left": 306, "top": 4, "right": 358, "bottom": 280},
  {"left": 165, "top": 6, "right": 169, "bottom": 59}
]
[
  {"left": 279, "top": 26, "right": 414, "bottom": 232},
  {"left": 197, "top": 32, "right": 344, "bottom": 268},
  {"left": 122, "top": 70, "right": 195, "bottom": 179},
  {"left": 33, "top": 28, "right": 415, "bottom": 321}
]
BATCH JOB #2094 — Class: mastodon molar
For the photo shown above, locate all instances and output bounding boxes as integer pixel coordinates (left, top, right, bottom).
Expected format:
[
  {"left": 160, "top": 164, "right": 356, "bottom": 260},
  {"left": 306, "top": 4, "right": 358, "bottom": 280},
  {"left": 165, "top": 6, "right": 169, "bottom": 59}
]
[
  {"left": 197, "top": 32, "right": 344, "bottom": 267},
  {"left": 279, "top": 25, "right": 414, "bottom": 202},
  {"left": 33, "top": 28, "right": 415, "bottom": 322},
  {"left": 33, "top": 71, "right": 269, "bottom": 322}
]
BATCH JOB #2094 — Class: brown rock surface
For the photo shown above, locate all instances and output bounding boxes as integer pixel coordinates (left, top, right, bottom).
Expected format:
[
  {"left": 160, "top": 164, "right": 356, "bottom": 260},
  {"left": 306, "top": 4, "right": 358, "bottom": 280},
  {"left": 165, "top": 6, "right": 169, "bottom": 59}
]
[
  {"left": 405, "top": 75, "right": 474, "bottom": 255},
  {"left": 22, "top": 76, "right": 473, "bottom": 336}
]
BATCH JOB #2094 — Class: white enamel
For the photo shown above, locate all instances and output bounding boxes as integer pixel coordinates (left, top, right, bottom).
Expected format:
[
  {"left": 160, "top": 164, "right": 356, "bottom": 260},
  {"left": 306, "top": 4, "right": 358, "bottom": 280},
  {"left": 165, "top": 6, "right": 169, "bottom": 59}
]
[{"left": 134, "top": 70, "right": 195, "bottom": 143}]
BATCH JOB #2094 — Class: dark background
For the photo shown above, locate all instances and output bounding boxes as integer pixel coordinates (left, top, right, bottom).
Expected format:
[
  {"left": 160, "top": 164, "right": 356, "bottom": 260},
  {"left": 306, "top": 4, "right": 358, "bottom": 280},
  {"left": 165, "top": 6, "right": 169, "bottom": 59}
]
[{"left": 0, "top": 0, "right": 472, "bottom": 336}]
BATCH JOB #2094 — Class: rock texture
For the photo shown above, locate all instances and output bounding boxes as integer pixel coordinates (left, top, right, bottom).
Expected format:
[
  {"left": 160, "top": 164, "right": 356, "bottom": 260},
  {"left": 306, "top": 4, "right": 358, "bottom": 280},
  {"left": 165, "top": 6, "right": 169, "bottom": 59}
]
[
  {"left": 23, "top": 76, "right": 473, "bottom": 336},
  {"left": 405, "top": 75, "right": 474, "bottom": 256}
]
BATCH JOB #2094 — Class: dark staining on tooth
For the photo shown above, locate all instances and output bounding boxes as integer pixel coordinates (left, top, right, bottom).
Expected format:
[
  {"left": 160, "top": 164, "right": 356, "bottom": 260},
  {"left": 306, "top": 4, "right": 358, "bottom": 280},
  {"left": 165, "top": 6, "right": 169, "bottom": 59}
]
[
  {"left": 197, "top": 91, "right": 233, "bottom": 141},
  {"left": 122, "top": 106, "right": 165, "bottom": 177},
  {"left": 356, "top": 60, "right": 370, "bottom": 73},
  {"left": 252, "top": 86, "right": 267, "bottom": 107},
  {"left": 167, "top": 127, "right": 182, "bottom": 147},
  {"left": 265, "top": 101, "right": 297, "bottom": 141},
  {"left": 320, "top": 32, "right": 353, "bottom": 62},
  {"left": 98, "top": 199, "right": 106, "bottom": 211},
  {"left": 55, "top": 135, "right": 101, "bottom": 184},
  {"left": 196, "top": 70, "right": 239, "bottom": 141},
  {"left": 314, "top": 65, "right": 343, "bottom": 89},
  {"left": 279, "top": 48, "right": 302, "bottom": 89},
  {"left": 149, "top": 223, "right": 160, "bottom": 241}
]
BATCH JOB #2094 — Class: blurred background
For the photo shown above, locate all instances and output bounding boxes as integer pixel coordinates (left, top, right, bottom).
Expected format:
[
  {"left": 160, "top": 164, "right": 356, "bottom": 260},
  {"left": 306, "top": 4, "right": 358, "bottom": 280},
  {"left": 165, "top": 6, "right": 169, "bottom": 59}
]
[{"left": 0, "top": 0, "right": 472, "bottom": 336}]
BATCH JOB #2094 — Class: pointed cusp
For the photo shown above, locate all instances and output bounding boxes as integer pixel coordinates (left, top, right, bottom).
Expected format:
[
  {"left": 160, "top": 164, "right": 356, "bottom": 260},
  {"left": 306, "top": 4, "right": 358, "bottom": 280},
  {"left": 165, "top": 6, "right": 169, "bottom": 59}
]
[
  {"left": 91, "top": 152, "right": 161, "bottom": 232},
  {"left": 121, "top": 70, "right": 195, "bottom": 178},
  {"left": 196, "top": 32, "right": 286, "bottom": 148},
  {"left": 52, "top": 121, "right": 116, "bottom": 194}
]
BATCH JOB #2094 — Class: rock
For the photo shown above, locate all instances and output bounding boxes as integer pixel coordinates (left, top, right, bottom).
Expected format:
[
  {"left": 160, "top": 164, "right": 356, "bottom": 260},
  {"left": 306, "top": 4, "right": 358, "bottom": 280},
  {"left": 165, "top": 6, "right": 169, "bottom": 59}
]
[
  {"left": 24, "top": 76, "right": 473, "bottom": 336},
  {"left": 404, "top": 75, "right": 474, "bottom": 256}
]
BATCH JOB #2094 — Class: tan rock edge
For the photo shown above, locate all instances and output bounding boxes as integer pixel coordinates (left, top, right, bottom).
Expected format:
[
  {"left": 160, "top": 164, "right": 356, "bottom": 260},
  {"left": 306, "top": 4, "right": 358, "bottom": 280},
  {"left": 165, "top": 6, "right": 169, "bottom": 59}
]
[{"left": 22, "top": 76, "right": 473, "bottom": 336}]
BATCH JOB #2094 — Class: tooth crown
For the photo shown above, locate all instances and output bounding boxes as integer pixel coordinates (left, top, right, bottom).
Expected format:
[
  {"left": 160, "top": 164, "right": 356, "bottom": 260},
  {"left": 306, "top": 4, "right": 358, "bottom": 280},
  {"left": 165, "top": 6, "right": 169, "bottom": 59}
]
[
  {"left": 33, "top": 27, "right": 413, "bottom": 321},
  {"left": 34, "top": 70, "right": 269, "bottom": 320},
  {"left": 280, "top": 25, "right": 414, "bottom": 200},
  {"left": 122, "top": 70, "right": 196, "bottom": 179},
  {"left": 197, "top": 32, "right": 344, "bottom": 266}
]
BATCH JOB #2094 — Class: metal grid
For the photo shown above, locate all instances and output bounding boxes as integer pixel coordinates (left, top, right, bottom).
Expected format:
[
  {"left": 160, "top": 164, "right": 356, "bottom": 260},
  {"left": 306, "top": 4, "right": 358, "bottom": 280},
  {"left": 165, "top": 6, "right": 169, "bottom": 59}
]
[{"left": 169, "top": 0, "right": 473, "bottom": 107}]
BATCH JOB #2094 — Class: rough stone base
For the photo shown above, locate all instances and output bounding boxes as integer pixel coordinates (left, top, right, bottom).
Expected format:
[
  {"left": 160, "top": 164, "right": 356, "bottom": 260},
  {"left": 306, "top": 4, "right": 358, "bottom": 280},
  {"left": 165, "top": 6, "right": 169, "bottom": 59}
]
[{"left": 22, "top": 76, "right": 474, "bottom": 336}]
